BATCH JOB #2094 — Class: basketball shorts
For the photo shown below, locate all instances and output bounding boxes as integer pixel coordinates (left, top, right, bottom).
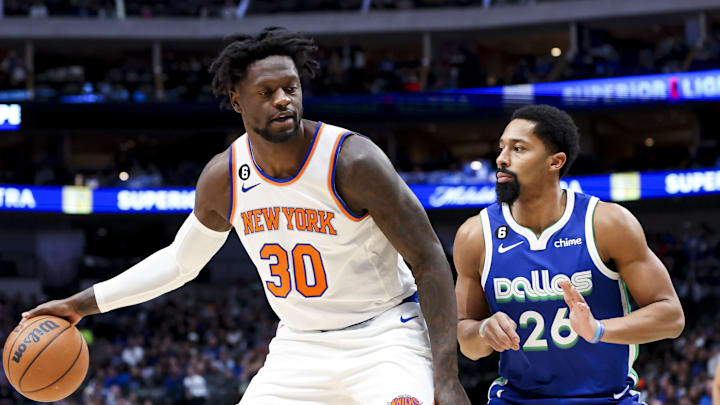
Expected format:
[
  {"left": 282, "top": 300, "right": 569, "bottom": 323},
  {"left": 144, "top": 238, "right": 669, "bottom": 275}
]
[
  {"left": 238, "top": 294, "right": 434, "bottom": 405},
  {"left": 487, "top": 379, "right": 645, "bottom": 405}
]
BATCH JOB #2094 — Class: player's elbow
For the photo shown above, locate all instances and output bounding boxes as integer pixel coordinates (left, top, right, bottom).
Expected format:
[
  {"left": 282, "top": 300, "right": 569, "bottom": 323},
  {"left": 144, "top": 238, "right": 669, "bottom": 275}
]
[{"left": 667, "top": 302, "right": 685, "bottom": 339}]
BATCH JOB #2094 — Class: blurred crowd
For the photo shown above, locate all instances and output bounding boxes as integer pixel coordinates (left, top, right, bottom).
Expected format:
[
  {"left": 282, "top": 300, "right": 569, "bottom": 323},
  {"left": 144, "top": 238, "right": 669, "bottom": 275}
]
[
  {"left": 636, "top": 224, "right": 720, "bottom": 405},
  {"left": 2, "top": 11, "right": 719, "bottom": 103},
  {"left": 1, "top": 222, "right": 720, "bottom": 404},
  {"left": 2, "top": 0, "right": 575, "bottom": 19},
  {"left": 3, "top": 29, "right": 717, "bottom": 102}
]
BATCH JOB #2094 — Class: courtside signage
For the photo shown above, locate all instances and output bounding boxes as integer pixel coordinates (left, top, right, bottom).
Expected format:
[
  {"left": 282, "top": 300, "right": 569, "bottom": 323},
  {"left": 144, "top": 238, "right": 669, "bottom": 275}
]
[
  {"left": 0, "top": 104, "right": 21, "bottom": 130},
  {"left": 0, "top": 186, "right": 61, "bottom": 211},
  {"left": 444, "top": 69, "right": 720, "bottom": 109},
  {"left": 93, "top": 188, "right": 195, "bottom": 213}
]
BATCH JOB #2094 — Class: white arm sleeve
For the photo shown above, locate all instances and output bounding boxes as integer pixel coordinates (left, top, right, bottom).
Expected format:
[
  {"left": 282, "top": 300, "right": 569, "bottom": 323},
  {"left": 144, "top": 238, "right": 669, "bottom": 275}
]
[{"left": 93, "top": 212, "right": 231, "bottom": 313}]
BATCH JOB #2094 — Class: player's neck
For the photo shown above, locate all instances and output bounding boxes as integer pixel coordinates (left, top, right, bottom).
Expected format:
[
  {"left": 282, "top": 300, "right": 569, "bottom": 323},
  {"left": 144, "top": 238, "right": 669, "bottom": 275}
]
[
  {"left": 248, "top": 119, "right": 315, "bottom": 179},
  {"left": 508, "top": 186, "right": 566, "bottom": 237}
]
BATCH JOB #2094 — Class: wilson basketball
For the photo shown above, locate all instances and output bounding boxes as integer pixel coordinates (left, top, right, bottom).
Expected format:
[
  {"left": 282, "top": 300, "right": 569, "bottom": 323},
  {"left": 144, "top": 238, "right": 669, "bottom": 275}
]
[{"left": 2, "top": 315, "right": 89, "bottom": 402}]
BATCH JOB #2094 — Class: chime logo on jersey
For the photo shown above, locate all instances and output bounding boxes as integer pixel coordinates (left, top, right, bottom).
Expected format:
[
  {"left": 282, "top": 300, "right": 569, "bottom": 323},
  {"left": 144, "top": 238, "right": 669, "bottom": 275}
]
[
  {"left": 240, "top": 206, "right": 338, "bottom": 236},
  {"left": 494, "top": 269, "right": 592, "bottom": 303},
  {"left": 554, "top": 237, "right": 583, "bottom": 248}
]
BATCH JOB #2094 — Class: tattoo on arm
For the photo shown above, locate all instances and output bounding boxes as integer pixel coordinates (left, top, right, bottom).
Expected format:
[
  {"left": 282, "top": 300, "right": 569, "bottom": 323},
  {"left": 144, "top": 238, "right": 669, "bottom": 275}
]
[
  {"left": 414, "top": 257, "right": 461, "bottom": 378},
  {"left": 70, "top": 287, "right": 100, "bottom": 316},
  {"left": 335, "top": 134, "right": 460, "bottom": 380}
]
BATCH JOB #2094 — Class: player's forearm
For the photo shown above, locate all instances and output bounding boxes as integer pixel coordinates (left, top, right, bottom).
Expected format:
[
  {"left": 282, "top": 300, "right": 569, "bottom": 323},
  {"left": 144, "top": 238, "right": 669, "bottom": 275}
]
[
  {"left": 93, "top": 246, "right": 196, "bottom": 312},
  {"left": 414, "top": 253, "right": 461, "bottom": 381},
  {"left": 94, "top": 213, "right": 229, "bottom": 312},
  {"left": 458, "top": 319, "right": 493, "bottom": 360},
  {"left": 713, "top": 381, "right": 720, "bottom": 405},
  {"left": 600, "top": 299, "right": 684, "bottom": 344}
]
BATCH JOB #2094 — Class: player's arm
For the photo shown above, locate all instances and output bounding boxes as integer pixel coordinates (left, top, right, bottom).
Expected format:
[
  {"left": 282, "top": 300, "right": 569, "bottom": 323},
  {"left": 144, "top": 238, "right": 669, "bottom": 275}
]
[
  {"left": 455, "top": 216, "right": 520, "bottom": 360},
  {"left": 22, "top": 150, "right": 233, "bottom": 324},
  {"left": 561, "top": 201, "right": 684, "bottom": 344},
  {"left": 335, "top": 135, "right": 470, "bottom": 405}
]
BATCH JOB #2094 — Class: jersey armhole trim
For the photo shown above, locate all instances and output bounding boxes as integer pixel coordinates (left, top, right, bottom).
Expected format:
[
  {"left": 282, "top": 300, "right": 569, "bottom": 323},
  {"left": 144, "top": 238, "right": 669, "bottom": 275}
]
[
  {"left": 480, "top": 208, "right": 493, "bottom": 290},
  {"left": 585, "top": 196, "right": 619, "bottom": 280},
  {"left": 227, "top": 142, "right": 237, "bottom": 224},
  {"left": 328, "top": 132, "right": 370, "bottom": 222}
]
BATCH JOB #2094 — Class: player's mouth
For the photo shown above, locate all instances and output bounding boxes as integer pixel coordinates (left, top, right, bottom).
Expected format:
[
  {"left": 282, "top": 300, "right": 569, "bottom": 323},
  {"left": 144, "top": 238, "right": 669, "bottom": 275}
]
[
  {"left": 270, "top": 113, "right": 295, "bottom": 125},
  {"left": 496, "top": 171, "right": 516, "bottom": 183}
]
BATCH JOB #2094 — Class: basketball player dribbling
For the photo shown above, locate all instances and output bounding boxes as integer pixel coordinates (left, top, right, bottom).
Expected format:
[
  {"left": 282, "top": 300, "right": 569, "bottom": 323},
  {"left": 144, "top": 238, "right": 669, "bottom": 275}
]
[
  {"left": 454, "top": 105, "right": 685, "bottom": 404},
  {"left": 22, "top": 28, "right": 471, "bottom": 405}
]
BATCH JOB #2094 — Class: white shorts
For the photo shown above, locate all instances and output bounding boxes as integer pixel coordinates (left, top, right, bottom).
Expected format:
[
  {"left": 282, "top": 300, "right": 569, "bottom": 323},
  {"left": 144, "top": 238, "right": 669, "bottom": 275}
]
[{"left": 238, "top": 296, "right": 434, "bottom": 405}]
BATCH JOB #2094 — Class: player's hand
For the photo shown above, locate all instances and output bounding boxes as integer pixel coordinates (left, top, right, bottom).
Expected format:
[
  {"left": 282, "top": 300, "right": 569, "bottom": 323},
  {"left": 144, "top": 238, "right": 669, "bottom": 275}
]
[
  {"left": 21, "top": 299, "right": 84, "bottom": 326},
  {"left": 434, "top": 377, "right": 471, "bottom": 405},
  {"left": 479, "top": 311, "right": 520, "bottom": 352},
  {"left": 559, "top": 280, "right": 597, "bottom": 341}
]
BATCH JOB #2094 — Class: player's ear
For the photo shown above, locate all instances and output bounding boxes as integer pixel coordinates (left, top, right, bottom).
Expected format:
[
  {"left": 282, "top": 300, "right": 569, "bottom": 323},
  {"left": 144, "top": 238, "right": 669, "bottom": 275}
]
[
  {"left": 548, "top": 151, "right": 566, "bottom": 174},
  {"left": 228, "top": 89, "right": 243, "bottom": 114}
]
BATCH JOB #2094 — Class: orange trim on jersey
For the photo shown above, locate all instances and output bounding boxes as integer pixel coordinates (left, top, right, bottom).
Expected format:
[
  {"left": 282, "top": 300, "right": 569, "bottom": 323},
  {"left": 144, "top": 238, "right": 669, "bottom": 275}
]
[
  {"left": 229, "top": 143, "right": 238, "bottom": 223},
  {"left": 328, "top": 132, "right": 370, "bottom": 222},
  {"left": 246, "top": 122, "right": 325, "bottom": 186}
]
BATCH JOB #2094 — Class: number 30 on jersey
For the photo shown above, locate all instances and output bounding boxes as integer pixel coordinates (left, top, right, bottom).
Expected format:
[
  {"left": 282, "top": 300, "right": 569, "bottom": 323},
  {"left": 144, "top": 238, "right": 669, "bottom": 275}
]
[{"left": 260, "top": 243, "right": 328, "bottom": 298}]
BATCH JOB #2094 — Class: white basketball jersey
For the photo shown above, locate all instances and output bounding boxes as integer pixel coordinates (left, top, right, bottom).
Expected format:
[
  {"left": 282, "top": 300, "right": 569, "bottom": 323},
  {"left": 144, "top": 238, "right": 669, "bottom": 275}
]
[{"left": 227, "top": 122, "right": 417, "bottom": 331}]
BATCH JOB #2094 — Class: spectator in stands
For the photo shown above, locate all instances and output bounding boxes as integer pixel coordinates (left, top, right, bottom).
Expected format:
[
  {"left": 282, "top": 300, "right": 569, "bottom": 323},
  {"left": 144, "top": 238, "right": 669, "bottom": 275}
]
[
  {"left": 0, "top": 50, "right": 25, "bottom": 89},
  {"left": 28, "top": 0, "right": 48, "bottom": 18},
  {"left": 184, "top": 363, "right": 209, "bottom": 405},
  {"left": 220, "top": 0, "right": 236, "bottom": 19}
]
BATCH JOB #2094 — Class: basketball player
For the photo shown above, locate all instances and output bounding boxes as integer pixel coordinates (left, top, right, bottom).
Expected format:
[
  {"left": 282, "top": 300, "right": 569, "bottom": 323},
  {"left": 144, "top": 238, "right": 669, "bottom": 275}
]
[
  {"left": 22, "top": 28, "right": 470, "bottom": 405},
  {"left": 454, "top": 104, "right": 685, "bottom": 404}
]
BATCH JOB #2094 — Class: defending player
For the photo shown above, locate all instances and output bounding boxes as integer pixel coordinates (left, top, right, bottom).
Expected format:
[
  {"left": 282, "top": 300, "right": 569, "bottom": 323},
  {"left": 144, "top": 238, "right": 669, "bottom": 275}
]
[
  {"left": 454, "top": 104, "right": 684, "bottom": 404},
  {"left": 22, "top": 28, "right": 470, "bottom": 405}
]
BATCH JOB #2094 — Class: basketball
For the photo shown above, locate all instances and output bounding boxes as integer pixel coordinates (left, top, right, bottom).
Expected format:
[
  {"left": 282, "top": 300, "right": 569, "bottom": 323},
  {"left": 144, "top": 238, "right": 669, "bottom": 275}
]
[{"left": 2, "top": 315, "right": 89, "bottom": 402}]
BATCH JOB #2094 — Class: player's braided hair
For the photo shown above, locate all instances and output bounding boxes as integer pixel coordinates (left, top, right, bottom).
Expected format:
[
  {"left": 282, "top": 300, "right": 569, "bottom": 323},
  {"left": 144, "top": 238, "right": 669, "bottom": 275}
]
[
  {"left": 511, "top": 104, "right": 580, "bottom": 178},
  {"left": 210, "top": 27, "right": 320, "bottom": 110}
]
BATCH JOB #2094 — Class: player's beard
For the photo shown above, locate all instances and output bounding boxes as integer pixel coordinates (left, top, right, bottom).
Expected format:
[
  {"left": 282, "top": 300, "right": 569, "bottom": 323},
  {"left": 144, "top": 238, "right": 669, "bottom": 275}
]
[
  {"left": 255, "top": 110, "right": 302, "bottom": 144},
  {"left": 496, "top": 168, "right": 521, "bottom": 205}
]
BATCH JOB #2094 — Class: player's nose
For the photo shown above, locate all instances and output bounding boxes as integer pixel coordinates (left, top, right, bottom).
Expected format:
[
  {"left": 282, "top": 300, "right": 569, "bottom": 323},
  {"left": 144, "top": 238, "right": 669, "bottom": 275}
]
[
  {"left": 273, "top": 89, "right": 292, "bottom": 108},
  {"left": 496, "top": 148, "right": 510, "bottom": 169}
]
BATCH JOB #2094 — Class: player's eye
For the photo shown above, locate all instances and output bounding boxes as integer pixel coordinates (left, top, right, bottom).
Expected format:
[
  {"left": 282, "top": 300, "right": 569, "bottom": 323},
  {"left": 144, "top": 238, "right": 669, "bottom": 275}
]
[{"left": 514, "top": 145, "right": 524, "bottom": 152}]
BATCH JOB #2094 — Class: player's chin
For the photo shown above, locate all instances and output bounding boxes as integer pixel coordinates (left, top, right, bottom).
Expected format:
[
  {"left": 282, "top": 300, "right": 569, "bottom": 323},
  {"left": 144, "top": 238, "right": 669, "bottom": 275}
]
[{"left": 261, "top": 128, "right": 296, "bottom": 143}]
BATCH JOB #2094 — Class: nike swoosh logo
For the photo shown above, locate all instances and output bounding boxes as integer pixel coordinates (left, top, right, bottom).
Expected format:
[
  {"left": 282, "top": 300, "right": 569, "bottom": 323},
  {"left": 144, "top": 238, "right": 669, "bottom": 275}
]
[
  {"left": 241, "top": 183, "right": 260, "bottom": 193},
  {"left": 400, "top": 315, "right": 418, "bottom": 323},
  {"left": 498, "top": 241, "right": 524, "bottom": 254},
  {"left": 613, "top": 385, "right": 630, "bottom": 399}
]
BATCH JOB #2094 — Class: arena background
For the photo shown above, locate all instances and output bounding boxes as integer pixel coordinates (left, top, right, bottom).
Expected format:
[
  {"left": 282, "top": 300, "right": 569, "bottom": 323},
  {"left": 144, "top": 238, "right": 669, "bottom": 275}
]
[{"left": 1, "top": 0, "right": 720, "bottom": 404}]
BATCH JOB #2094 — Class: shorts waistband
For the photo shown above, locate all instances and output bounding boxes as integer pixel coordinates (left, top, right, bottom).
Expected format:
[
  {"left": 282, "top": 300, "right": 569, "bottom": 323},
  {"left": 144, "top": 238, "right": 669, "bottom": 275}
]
[
  {"left": 315, "top": 291, "right": 419, "bottom": 332},
  {"left": 401, "top": 291, "right": 419, "bottom": 304}
]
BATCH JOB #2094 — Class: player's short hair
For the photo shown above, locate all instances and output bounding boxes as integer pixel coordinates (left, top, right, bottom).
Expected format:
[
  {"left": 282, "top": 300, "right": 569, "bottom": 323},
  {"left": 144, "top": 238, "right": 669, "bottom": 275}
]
[
  {"left": 209, "top": 27, "right": 319, "bottom": 109},
  {"left": 511, "top": 104, "right": 580, "bottom": 178}
]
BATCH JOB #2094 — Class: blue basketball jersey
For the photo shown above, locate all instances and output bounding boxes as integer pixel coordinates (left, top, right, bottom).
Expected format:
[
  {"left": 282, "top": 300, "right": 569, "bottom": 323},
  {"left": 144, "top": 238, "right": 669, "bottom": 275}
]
[{"left": 480, "top": 190, "right": 639, "bottom": 400}]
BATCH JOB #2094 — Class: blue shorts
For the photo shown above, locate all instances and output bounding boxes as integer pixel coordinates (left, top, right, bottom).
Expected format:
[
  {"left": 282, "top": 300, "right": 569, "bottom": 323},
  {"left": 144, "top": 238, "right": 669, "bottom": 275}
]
[{"left": 487, "top": 382, "right": 645, "bottom": 405}]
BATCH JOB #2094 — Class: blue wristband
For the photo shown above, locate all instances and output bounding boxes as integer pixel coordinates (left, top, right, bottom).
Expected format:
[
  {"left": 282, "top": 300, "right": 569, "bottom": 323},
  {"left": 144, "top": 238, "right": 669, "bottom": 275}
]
[{"left": 589, "top": 320, "right": 605, "bottom": 344}]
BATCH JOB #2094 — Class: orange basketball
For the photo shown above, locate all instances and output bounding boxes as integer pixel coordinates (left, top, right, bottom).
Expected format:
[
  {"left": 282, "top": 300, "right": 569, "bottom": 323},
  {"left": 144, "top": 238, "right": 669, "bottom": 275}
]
[{"left": 2, "top": 315, "right": 89, "bottom": 402}]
